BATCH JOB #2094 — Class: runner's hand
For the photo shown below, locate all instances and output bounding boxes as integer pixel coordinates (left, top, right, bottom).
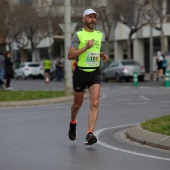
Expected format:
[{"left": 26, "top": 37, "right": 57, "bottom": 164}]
[
  {"left": 86, "top": 39, "right": 94, "bottom": 49},
  {"left": 100, "top": 52, "right": 108, "bottom": 63}
]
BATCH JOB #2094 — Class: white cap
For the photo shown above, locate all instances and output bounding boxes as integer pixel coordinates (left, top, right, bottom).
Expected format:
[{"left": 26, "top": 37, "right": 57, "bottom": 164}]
[
  {"left": 157, "top": 51, "right": 161, "bottom": 56},
  {"left": 83, "top": 9, "right": 98, "bottom": 17}
]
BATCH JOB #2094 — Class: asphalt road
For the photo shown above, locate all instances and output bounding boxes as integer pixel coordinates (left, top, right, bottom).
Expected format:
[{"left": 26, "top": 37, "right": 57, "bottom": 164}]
[{"left": 0, "top": 79, "right": 170, "bottom": 170}]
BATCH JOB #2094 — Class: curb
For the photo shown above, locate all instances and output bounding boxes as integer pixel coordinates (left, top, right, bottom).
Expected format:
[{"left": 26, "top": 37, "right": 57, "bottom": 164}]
[
  {"left": 0, "top": 93, "right": 89, "bottom": 108},
  {"left": 126, "top": 124, "right": 170, "bottom": 150}
]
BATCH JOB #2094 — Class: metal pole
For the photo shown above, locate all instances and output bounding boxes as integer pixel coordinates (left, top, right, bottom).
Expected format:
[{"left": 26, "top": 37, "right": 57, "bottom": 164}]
[
  {"left": 64, "top": 0, "right": 72, "bottom": 96},
  {"left": 149, "top": 0, "right": 153, "bottom": 77}
]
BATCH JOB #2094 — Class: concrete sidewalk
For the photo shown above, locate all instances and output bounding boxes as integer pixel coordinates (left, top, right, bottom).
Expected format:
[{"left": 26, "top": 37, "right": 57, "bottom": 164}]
[{"left": 126, "top": 124, "right": 170, "bottom": 150}]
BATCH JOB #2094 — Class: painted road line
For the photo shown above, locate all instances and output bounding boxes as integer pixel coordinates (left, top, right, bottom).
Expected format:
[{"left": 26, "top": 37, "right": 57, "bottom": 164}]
[{"left": 94, "top": 124, "right": 170, "bottom": 161}]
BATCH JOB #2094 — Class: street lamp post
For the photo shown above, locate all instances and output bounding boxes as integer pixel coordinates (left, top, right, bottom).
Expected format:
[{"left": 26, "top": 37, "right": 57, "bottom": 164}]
[
  {"left": 149, "top": 0, "right": 153, "bottom": 79},
  {"left": 149, "top": 19, "right": 153, "bottom": 76},
  {"left": 64, "top": 0, "right": 72, "bottom": 96}
]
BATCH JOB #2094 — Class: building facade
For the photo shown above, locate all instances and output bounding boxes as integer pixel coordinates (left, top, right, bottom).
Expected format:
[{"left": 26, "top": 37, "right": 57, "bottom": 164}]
[
  {"left": 113, "top": 0, "right": 170, "bottom": 73},
  {"left": 5, "top": 0, "right": 170, "bottom": 73}
]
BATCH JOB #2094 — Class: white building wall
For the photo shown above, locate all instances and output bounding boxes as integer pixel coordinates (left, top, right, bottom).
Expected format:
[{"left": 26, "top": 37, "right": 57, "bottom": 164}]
[
  {"left": 115, "top": 21, "right": 170, "bottom": 40},
  {"left": 114, "top": 22, "right": 129, "bottom": 40},
  {"left": 133, "top": 39, "right": 144, "bottom": 65},
  {"left": 114, "top": 41, "right": 123, "bottom": 60},
  {"left": 114, "top": 21, "right": 170, "bottom": 70},
  {"left": 11, "top": 37, "right": 53, "bottom": 50}
]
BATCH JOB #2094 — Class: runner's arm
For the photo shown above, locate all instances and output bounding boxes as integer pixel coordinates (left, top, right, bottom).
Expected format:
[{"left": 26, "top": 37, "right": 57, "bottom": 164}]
[
  {"left": 68, "top": 34, "right": 90, "bottom": 60},
  {"left": 68, "top": 46, "right": 87, "bottom": 60}
]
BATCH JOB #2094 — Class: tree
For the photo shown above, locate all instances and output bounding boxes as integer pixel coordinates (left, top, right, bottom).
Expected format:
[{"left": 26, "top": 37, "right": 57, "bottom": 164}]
[
  {"left": 109, "top": 0, "right": 149, "bottom": 58},
  {"left": 37, "top": 2, "right": 64, "bottom": 58},
  {"left": 95, "top": 5, "right": 115, "bottom": 58},
  {"left": 149, "top": 0, "right": 168, "bottom": 54},
  {"left": 0, "top": 3, "right": 53, "bottom": 62},
  {"left": 10, "top": 5, "right": 30, "bottom": 62},
  {"left": 66, "top": 3, "right": 88, "bottom": 34},
  {"left": 0, "top": 1, "right": 12, "bottom": 49},
  {"left": 22, "top": 6, "right": 50, "bottom": 62}
]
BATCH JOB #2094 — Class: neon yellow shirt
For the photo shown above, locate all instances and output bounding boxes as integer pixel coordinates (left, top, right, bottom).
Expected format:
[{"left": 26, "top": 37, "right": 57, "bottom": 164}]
[
  {"left": 43, "top": 59, "right": 51, "bottom": 69},
  {"left": 76, "top": 29, "right": 102, "bottom": 72}
]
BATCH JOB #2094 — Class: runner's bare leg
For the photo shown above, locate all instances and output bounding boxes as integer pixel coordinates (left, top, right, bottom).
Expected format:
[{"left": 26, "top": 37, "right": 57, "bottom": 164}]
[
  {"left": 71, "top": 91, "right": 84, "bottom": 121},
  {"left": 88, "top": 84, "right": 100, "bottom": 132}
]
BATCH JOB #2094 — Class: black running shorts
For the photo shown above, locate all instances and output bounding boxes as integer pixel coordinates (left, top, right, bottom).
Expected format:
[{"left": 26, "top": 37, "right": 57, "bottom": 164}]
[
  {"left": 44, "top": 69, "right": 50, "bottom": 73},
  {"left": 157, "top": 61, "right": 163, "bottom": 70},
  {"left": 73, "top": 68, "right": 101, "bottom": 92}
]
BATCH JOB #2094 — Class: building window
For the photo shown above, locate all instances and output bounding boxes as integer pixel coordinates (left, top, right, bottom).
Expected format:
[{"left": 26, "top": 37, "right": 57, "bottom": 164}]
[
  {"left": 167, "top": 0, "right": 170, "bottom": 14},
  {"left": 41, "top": 0, "right": 47, "bottom": 5},
  {"left": 52, "top": 0, "right": 64, "bottom": 5},
  {"left": 71, "top": 0, "right": 92, "bottom": 6},
  {"left": 20, "top": 0, "right": 32, "bottom": 6}
]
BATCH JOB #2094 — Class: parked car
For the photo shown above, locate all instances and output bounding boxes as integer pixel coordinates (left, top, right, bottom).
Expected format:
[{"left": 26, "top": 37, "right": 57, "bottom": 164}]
[
  {"left": 14, "top": 62, "right": 44, "bottom": 79},
  {"left": 100, "top": 58, "right": 112, "bottom": 71},
  {"left": 101, "top": 59, "right": 145, "bottom": 82}
]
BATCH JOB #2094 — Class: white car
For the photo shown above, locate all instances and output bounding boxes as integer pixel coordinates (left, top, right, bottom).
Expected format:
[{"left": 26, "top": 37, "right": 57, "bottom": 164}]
[{"left": 14, "top": 62, "right": 44, "bottom": 79}]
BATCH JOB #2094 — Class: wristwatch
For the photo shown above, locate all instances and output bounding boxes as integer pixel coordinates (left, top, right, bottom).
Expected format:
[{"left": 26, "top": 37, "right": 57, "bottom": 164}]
[{"left": 83, "top": 46, "right": 87, "bottom": 50}]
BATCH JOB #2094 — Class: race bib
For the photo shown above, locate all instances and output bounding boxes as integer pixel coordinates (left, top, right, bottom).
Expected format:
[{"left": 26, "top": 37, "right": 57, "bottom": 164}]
[{"left": 86, "top": 52, "right": 100, "bottom": 66}]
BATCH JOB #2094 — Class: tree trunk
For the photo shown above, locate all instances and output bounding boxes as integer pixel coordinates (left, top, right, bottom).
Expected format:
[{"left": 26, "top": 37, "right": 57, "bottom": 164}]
[
  {"left": 104, "top": 39, "right": 110, "bottom": 58},
  {"left": 32, "top": 49, "right": 40, "bottom": 62},
  {"left": 127, "top": 33, "right": 132, "bottom": 59},
  {"left": 20, "top": 49, "right": 28, "bottom": 62},
  {"left": 160, "top": 29, "right": 167, "bottom": 54}
]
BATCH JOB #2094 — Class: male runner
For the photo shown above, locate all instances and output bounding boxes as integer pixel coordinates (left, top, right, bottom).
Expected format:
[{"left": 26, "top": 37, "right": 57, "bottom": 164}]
[{"left": 68, "top": 9, "right": 108, "bottom": 145}]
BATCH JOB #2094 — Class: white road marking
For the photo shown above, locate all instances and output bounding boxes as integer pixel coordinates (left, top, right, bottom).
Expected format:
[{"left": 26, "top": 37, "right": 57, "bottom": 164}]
[
  {"left": 161, "top": 136, "right": 170, "bottom": 142},
  {"left": 139, "top": 96, "right": 150, "bottom": 101},
  {"left": 0, "top": 116, "right": 47, "bottom": 122},
  {"left": 162, "top": 101, "right": 170, "bottom": 103},
  {"left": 94, "top": 124, "right": 170, "bottom": 161},
  {"left": 100, "top": 95, "right": 107, "bottom": 100},
  {"left": 125, "top": 102, "right": 150, "bottom": 105}
]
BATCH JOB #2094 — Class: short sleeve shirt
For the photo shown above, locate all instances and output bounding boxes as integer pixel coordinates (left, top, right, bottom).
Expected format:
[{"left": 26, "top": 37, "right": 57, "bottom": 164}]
[
  {"left": 71, "top": 34, "right": 79, "bottom": 49},
  {"left": 70, "top": 34, "right": 105, "bottom": 51}
]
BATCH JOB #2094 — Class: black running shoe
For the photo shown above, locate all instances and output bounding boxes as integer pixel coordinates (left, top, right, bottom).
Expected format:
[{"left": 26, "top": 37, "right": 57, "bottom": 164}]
[
  {"left": 85, "top": 132, "right": 97, "bottom": 145},
  {"left": 68, "top": 122, "right": 77, "bottom": 141}
]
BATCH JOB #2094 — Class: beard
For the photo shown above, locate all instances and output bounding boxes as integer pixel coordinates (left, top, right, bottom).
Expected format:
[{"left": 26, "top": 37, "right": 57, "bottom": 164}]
[{"left": 85, "top": 20, "right": 96, "bottom": 29}]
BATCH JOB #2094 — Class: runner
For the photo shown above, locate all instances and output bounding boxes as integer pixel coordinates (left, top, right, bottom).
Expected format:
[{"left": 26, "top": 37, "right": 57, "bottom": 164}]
[
  {"left": 43, "top": 57, "right": 52, "bottom": 84},
  {"left": 67, "top": 9, "right": 108, "bottom": 145}
]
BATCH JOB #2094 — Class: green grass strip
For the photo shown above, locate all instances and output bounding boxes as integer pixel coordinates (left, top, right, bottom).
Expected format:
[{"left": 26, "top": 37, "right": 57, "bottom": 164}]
[
  {"left": 0, "top": 90, "right": 65, "bottom": 102},
  {"left": 141, "top": 115, "right": 170, "bottom": 136}
]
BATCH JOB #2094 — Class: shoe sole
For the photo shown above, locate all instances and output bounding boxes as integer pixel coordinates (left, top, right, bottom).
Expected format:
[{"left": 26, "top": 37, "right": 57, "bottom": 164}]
[{"left": 85, "top": 136, "right": 97, "bottom": 145}]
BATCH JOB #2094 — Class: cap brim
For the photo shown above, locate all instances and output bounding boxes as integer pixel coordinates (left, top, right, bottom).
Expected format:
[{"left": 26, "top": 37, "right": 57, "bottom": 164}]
[{"left": 83, "top": 13, "right": 98, "bottom": 17}]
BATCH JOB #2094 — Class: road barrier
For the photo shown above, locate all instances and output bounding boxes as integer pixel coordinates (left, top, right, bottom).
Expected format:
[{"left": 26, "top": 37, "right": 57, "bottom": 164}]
[
  {"left": 165, "top": 70, "right": 170, "bottom": 88},
  {"left": 133, "top": 71, "right": 138, "bottom": 87}
]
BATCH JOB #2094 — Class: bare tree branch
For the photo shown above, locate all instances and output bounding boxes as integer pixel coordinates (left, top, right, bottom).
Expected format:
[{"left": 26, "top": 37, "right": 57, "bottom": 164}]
[
  {"left": 149, "top": 0, "right": 167, "bottom": 53},
  {"left": 108, "top": 0, "right": 149, "bottom": 58}
]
